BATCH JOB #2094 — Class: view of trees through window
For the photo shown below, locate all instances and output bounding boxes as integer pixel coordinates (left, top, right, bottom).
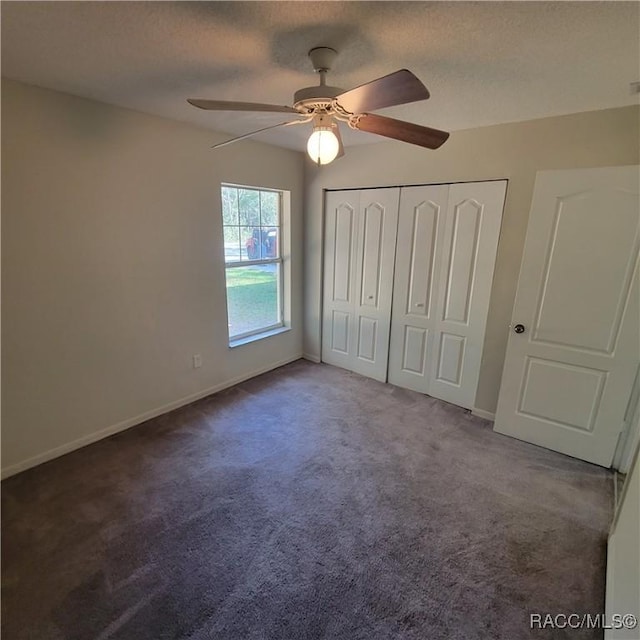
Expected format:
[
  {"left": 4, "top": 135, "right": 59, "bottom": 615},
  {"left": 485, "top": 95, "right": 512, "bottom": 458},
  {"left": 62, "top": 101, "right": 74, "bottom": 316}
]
[{"left": 221, "top": 185, "right": 283, "bottom": 340}]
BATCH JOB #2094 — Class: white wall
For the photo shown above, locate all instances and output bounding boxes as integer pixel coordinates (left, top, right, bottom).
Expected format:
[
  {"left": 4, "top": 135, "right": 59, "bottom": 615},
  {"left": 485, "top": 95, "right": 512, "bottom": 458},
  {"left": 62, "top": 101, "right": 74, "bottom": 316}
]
[
  {"left": 303, "top": 106, "right": 640, "bottom": 415},
  {"left": 606, "top": 434, "right": 640, "bottom": 639},
  {"left": 1, "top": 78, "right": 305, "bottom": 476}
]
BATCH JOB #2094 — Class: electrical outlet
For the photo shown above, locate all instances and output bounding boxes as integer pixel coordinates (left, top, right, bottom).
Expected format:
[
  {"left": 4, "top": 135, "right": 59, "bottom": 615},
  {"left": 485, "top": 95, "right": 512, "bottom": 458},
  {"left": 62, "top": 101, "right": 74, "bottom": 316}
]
[{"left": 193, "top": 354, "right": 202, "bottom": 369}]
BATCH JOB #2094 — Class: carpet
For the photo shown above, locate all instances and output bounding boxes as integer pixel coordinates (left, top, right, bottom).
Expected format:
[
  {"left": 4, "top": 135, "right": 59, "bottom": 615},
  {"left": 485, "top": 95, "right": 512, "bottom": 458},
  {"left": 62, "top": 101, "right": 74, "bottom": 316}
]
[{"left": 1, "top": 360, "right": 613, "bottom": 639}]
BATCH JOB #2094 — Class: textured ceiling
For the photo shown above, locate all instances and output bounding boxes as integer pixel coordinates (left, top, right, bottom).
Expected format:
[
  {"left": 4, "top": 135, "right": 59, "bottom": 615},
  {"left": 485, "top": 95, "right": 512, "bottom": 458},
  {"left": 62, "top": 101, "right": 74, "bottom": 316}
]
[{"left": 2, "top": 1, "right": 639, "bottom": 151}]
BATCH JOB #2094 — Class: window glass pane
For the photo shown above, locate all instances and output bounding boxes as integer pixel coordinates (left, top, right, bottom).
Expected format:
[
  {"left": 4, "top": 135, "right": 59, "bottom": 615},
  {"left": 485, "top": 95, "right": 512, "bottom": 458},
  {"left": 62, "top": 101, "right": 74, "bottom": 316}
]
[
  {"left": 237, "top": 189, "right": 261, "bottom": 227},
  {"left": 223, "top": 226, "right": 241, "bottom": 263},
  {"left": 240, "top": 226, "right": 259, "bottom": 261},
  {"left": 258, "top": 227, "right": 279, "bottom": 259},
  {"left": 239, "top": 226, "right": 279, "bottom": 261},
  {"left": 225, "top": 264, "right": 280, "bottom": 339},
  {"left": 260, "top": 191, "right": 279, "bottom": 226},
  {"left": 221, "top": 186, "right": 239, "bottom": 225}
]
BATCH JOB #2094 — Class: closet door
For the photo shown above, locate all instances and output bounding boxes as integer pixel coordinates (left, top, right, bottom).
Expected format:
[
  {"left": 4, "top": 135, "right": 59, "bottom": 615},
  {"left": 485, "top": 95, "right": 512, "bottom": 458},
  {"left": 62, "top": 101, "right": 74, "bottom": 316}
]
[
  {"left": 322, "top": 188, "right": 400, "bottom": 381},
  {"left": 322, "top": 190, "right": 359, "bottom": 374},
  {"left": 427, "top": 180, "right": 507, "bottom": 409},
  {"left": 387, "top": 180, "right": 506, "bottom": 408},
  {"left": 388, "top": 185, "right": 449, "bottom": 393}
]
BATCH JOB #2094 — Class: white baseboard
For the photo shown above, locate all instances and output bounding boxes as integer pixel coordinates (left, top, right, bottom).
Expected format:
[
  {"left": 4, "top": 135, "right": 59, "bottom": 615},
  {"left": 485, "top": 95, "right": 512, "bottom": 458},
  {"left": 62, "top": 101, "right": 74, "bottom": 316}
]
[
  {"left": 302, "top": 352, "right": 321, "bottom": 363},
  {"left": 1, "top": 354, "right": 303, "bottom": 480},
  {"left": 472, "top": 408, "right": 496, "bottom": 422}
]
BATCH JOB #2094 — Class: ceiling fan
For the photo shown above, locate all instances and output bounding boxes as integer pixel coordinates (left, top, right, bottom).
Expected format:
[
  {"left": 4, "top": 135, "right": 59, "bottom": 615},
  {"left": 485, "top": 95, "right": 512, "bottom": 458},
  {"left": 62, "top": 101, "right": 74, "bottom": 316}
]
[{"left": 187, "top": 47, "right": 449, "bottom": 166}]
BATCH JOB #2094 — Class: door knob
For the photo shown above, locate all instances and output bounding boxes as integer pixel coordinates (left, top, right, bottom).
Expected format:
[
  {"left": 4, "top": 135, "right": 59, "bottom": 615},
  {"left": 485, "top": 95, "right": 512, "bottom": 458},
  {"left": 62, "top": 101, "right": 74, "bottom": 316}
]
[{"left": 514, "top": 324, "right": 526, "bottom": 334}]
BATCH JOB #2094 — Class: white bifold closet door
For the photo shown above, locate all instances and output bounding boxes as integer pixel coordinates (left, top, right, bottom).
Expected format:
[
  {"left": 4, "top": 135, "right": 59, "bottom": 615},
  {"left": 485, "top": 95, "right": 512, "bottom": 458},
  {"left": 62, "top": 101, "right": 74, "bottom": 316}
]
[
  {"left": 388, "top": 181, "right": 507, "bottom": 409},
  {"left": 322, "top": 180, "right": 506, "bottom": 410},
  {"left": 322, "top": 188, "right": 400, "bottom": 382}
]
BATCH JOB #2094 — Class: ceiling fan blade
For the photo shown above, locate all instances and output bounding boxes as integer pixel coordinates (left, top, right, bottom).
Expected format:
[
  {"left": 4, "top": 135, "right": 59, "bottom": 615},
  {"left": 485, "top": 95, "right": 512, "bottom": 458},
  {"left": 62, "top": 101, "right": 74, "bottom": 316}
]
[
  {"left": 188, "top": 99, "right": 298, "bottom": 114},
  {"left": 354, "top": 113, "right": 449, "bottom": 149},
  {"left": 211, "top": 119, "right": 306, "bottom": 149},
  {"left": 335, "top": 69, "right": 430, "bottom": 115}
]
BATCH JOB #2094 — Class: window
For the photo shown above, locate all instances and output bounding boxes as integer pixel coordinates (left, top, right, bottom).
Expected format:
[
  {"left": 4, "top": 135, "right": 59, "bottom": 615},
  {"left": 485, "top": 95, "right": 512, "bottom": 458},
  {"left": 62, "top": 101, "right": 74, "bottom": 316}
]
[{"left": 221, "top": 184, "right": 285, "bottom": 343}]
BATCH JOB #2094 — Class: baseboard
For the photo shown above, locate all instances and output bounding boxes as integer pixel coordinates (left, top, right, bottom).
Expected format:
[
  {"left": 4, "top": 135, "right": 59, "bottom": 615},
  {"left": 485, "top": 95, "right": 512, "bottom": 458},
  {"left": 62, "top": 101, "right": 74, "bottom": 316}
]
[
  {"left": 472, "top": 408, "right": 496, "bottom": 422},
  {"left": 1, "top": 353, "right": 303, "bottom": 480},
  {"left": 302, "top": 352, "right": 321, "bottom": 363}
]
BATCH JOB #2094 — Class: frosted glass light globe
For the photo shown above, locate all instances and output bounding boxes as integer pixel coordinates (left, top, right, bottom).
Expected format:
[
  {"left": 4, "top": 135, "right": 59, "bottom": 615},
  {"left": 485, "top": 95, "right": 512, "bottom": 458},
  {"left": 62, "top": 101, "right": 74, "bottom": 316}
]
[{"left": 307, "top": 128, "right": 340, "bottom": 165}]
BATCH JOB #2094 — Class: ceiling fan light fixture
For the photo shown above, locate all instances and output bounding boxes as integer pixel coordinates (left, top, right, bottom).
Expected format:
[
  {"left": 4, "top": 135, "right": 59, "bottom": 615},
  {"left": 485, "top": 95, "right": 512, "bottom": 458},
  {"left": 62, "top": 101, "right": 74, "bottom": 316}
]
[
  {"left": 307, "top": 115, "right": 339, "bottom": 165},
  {"left": 307, "top": 128, "right": 339, "bottom": 165}
]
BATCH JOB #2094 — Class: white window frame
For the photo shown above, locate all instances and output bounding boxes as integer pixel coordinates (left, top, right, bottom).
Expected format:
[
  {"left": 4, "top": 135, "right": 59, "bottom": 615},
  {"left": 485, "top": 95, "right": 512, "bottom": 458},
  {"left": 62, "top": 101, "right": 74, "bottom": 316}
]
[{"left": 221, "top": 183, "right": 286, "bottom": 344}]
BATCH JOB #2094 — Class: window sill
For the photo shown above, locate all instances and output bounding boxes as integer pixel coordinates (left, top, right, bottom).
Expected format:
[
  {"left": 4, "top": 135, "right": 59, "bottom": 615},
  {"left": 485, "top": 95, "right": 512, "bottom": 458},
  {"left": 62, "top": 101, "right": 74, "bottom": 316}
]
[{"left": 229, "top": 326, "right": 290, "bottom": 348}]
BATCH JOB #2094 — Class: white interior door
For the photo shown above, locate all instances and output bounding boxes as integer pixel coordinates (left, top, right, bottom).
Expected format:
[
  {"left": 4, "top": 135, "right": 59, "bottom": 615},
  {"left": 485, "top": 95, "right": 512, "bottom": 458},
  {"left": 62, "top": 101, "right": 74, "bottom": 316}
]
[
  {"left": 387, "top": 185, "right": 449, "bottom": 392},
  {"left": 494, "top": 166, "right": 640, "bottom": 466},
  {"left": 388, "top": 181, "right": 506, "bottom": 409},
  {"left": 322, "top": 188, "right": 400, "bottom": 381}
]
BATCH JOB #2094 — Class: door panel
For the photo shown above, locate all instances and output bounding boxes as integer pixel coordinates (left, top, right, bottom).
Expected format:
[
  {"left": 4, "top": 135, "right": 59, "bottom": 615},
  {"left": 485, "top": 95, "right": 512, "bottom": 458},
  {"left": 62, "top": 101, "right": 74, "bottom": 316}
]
[
  {"left": 427, "top": 181, "right": 507, "bottom": 408},
  {"left": 388, "top": 185, "right": 449, "bottom": 392},
  {"left": 331, "top": 203, "right": 354, "bottom": 303},
  {"left": 532, "top": 189, "right": 638, "bottom": 353},
  {"left": 402, "top": 326, "right": 428, "bottom": 375},
  {"left": 351, "top": 189, "right": 400, "bottom": 380},
  {"left": 406, "top": 201, "right": 440, "bottom": 317},
  {"left": 360, "top": 203, "right": 384, "bottom": 308},
  {"left": 494, "top": 166, "right": 640, "bottom": 466},
  {"left": 443, "top": 199, "right": 481, "bottom": 324},
  {"left": 330, "top": 310, "right": 350, "bottom": 354},
  {"left": 322, "top": 192, "right": 360, "bottom": 371},
  {"left": 436, "top": 333, "right": 466, "bottom": 385},
  {"left": 357, "top": 316, "right": 377, "bottom": 361},
  {"left": 518, "top": 358, "right": 606, "bottom": 431}
]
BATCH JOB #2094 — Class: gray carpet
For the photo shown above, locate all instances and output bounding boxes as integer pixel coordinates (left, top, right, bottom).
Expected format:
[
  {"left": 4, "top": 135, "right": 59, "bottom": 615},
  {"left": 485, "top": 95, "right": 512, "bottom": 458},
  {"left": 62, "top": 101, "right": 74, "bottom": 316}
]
[{"left": 2, "top": 360, "right": 613, "bottom": 640}]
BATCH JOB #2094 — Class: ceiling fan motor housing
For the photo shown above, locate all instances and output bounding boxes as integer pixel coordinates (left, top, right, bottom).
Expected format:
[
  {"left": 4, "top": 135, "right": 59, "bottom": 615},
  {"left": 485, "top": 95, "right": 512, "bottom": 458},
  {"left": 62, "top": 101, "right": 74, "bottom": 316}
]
[{"left": 293, "top": 85, "right": 344, "bottom": 111}]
